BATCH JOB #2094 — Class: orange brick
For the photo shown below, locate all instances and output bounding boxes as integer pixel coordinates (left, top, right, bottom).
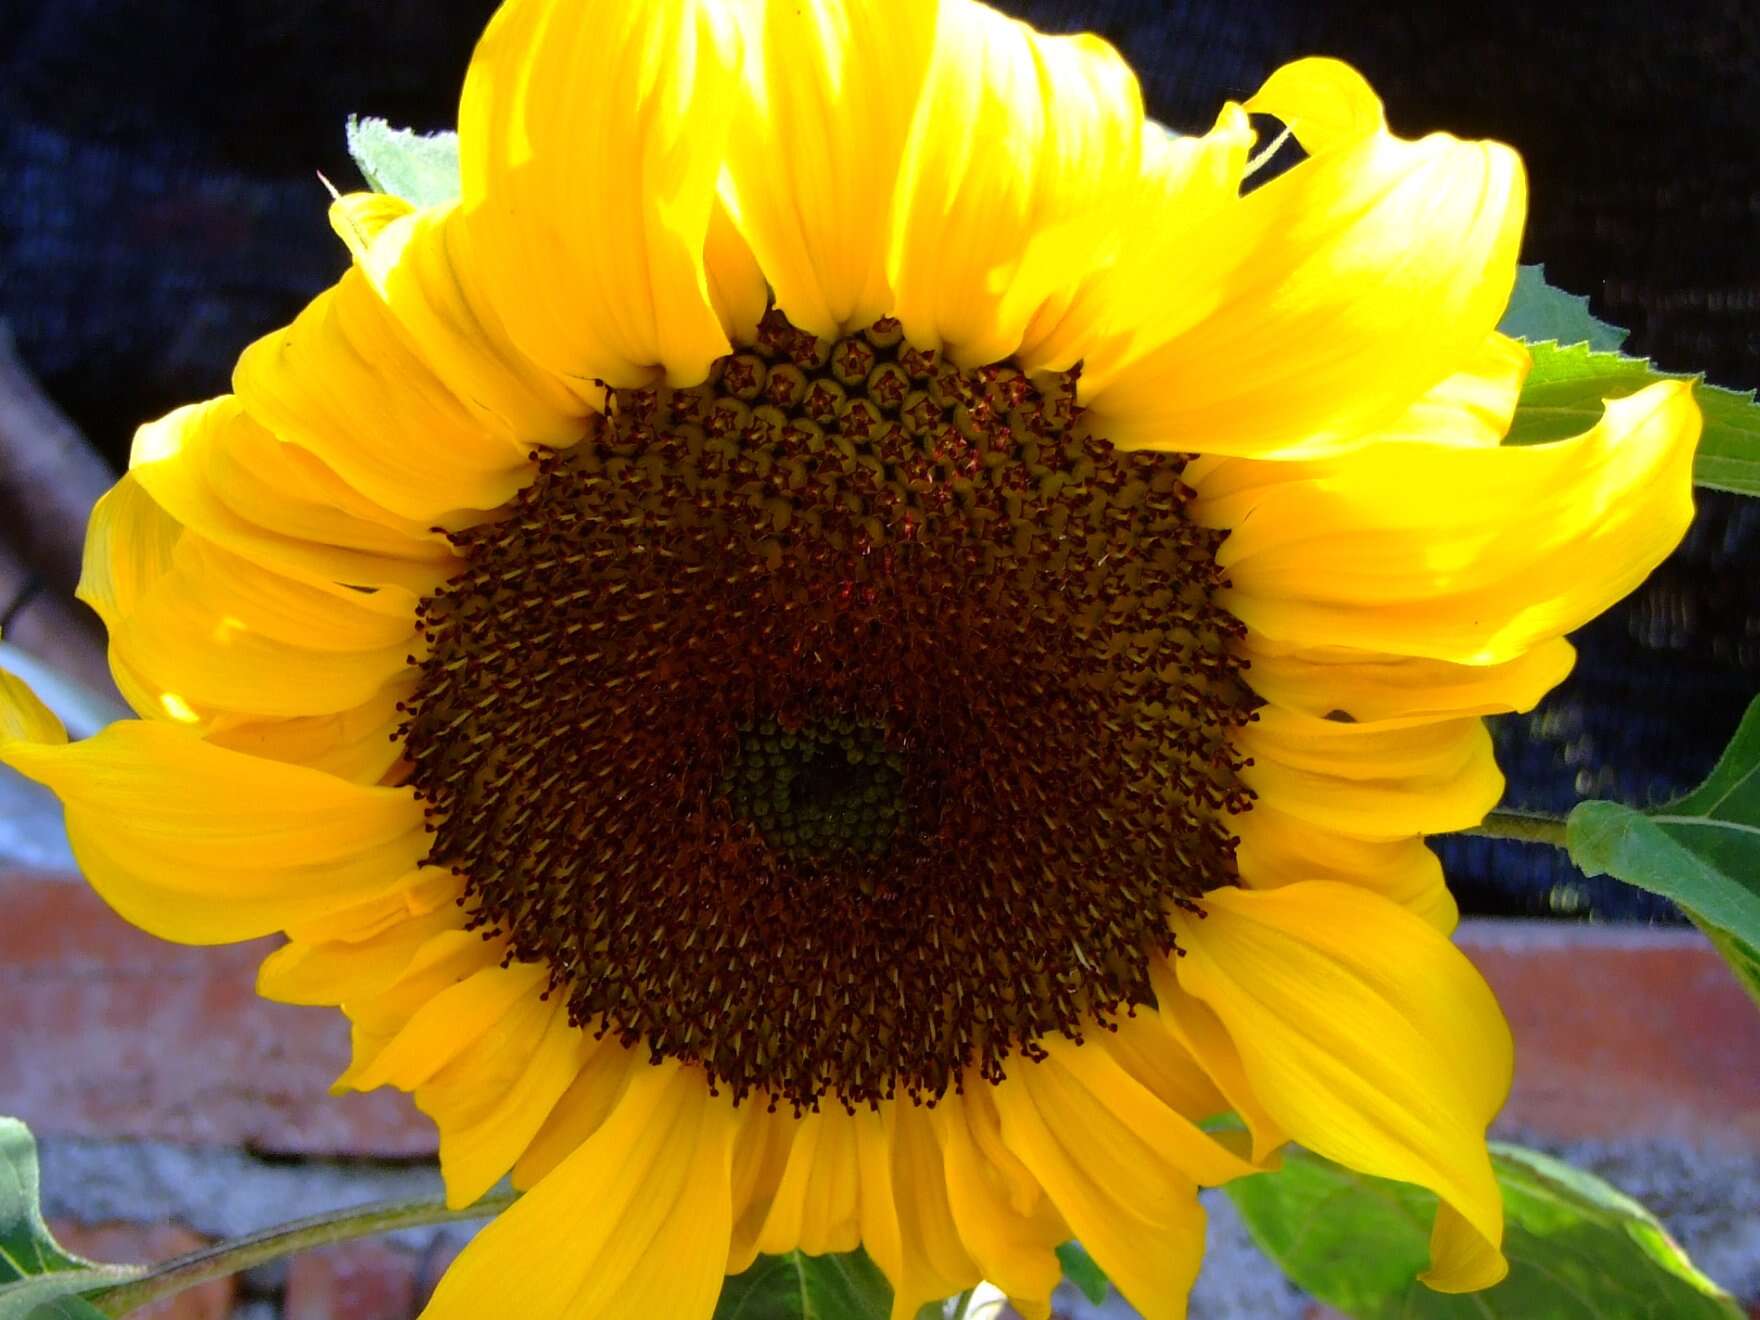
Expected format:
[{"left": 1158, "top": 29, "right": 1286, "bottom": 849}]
[
  {"left": 1, "top": 868, "right": 433, "bottom": 1156},
  {"left": 1458, "top": 925, "right": 1760, "bottom": 1152},
  {"left": 285, "top": 1239, "right": 420, "bottom": 1320},
  {"left": 47, "top": 1220, "right": 231, "bottom": 1320}
]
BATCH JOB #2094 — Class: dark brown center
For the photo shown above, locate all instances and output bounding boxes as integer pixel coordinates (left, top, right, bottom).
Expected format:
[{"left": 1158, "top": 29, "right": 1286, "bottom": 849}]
[{"left": 399, "top": 309, "right": 1255, "bottom": 1111}]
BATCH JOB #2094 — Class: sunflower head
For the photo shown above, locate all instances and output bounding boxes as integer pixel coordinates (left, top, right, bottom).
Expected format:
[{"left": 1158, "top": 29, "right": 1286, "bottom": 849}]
[
  {"left": 0, "top": 2, "right": 1700, "bottom": 1318},
  {"left": 399, "top": 303, "right": 1255, "bottom": 1112}
]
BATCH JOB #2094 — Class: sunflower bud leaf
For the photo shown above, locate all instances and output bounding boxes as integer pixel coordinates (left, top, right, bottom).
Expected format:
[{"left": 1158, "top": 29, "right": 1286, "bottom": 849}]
[
  {"left": 1497, "top": 263, "right": 1629, "bottom": 351},
  {"left": 1226, "top": 1143, "right": 1742, "bottom": 1318},
  {"left": 1504, "top": 341, "right": 1760, "bottom": 496},
  {"left": 1567, "top": 693, "right": 1760, "bottom": 1008},
  {"left": 344, "top": 116, "right": 461, "bottom": 208},
  {"left": 0, "top": 1116, "right": 145, "bottom": 1318},
  {"left": 713, "top": 1249, "right": 892, "bottom": 1319}
]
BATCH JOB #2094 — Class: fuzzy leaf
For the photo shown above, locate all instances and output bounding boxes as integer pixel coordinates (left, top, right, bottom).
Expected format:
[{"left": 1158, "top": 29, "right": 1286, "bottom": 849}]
[
  {"left": 345, "top": 116, "right": 460, "bottom": 208},
  {"left": 1227, "top": 1143, "right": 1740, "bottom": 1318}
]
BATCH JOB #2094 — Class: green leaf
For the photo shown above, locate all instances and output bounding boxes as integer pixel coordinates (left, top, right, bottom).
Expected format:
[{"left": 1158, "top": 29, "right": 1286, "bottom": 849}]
[
  {"left": 1226, "top": 1143, "right": 1741, "bottom": 1319},
  {"left": 713, "top": 1250, "right": 893, "bottom": 1320},
  {"left": 0, "top": 1119, "right": 85, "bottom": 1285},
  {"left": 1567, "top": 694, "right": 1760, "bottom": 1005},
  {"left": 1686, "top": 382, "right": 1760, "bottom": 495},
  {"left": 0, "top": 1118, "right": 142, "bottom": 1320},
  {"left": 1504, "top": 342, "right": 1760, "bottom": 496},
  {"left": 1503, "top": 342, "right": 1660, "bottom": 445},
  {"left": 1055, "top": 1241, "right": 1109, "bottom": 1306},
  {"left": 1497, "top": 263, "right": 1629, "bottom": 351},
  {"left": 22, "top": 1298, "right": 108, "bottom": 1320},
  {"left": 344, "top": 116, "right": 461, "bottom": 208}
]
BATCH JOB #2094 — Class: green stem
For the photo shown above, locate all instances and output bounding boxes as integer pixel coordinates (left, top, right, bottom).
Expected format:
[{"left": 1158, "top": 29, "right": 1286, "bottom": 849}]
[
  {"left": 1463, "top": 808, "right": 1570, "bottom": 848},
  {"left": 949, "top": 1287, "right": 976, "bottom": 1320},
  {"left": 84, "top": 1190, "right": 516, "bottom": 1319}
]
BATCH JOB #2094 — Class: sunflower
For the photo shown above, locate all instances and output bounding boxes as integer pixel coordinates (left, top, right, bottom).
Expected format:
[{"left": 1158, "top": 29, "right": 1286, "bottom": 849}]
[{"left": 0, "top": 1, "right": 1699, "bottom": 1317}]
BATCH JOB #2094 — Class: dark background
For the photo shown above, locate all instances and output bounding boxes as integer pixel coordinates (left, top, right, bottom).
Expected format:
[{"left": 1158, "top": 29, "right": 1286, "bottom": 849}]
[{"left": 3, "top": 0, "right": 1757, "bottom": 918}]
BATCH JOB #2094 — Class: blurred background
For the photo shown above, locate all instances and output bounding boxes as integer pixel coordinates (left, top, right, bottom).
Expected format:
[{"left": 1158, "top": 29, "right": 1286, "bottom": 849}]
[{"left": 1, "top": 3, "right": 1758, "bottom": 1318}]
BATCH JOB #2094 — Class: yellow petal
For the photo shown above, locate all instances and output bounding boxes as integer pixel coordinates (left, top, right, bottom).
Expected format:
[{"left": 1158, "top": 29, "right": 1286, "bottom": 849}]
[
  {"left": 1146, "top": 964, "right": 1286, "bottom": 1165},
  {"left": 79, "top": 474, "right": 417, "bottom": 736},
  {"left": 77, "top": 474, "right": 183, "bottom": 643},
  {"left": 852, "top": 1104, "right": 906, "bottom": 1306},
  {"left": 888, "top": 0, "right": 1144, "bottom": 366},
  {"left": 1174, "top": 883, "right": 1512, "bottom": 1292},
  {"left": 130, "top": 397, "right": 450, "bottom": 601},
  {"left": 754, "top": 1107, "right": 863, "bottom": 1257},
  {"left": 510, "top": 1041, "right": 641, "bottom": 1190},
  {"left": 1378, "top": 332, "right": 1531, "bottom": 447},
  {"left": 720, "top": 0, "right": 938, "bottom": 339},
  {"left": 458, "top": 0, "right": 746, "bottom": 386},
  {"left": 933, "top": 1090, "right": 1066, "bottom": 1319},
  {"left": 344, "top": 200, "right": 597, "bottom": 433},
  {"left": 328, "top": 191, "right": 414, "bottom": 262},
  {"left": 257, "top": 884, "right": 464, "bottom": 1007},
  {"left": 280, "top": 865, "right": 460, "bottom": 946},
  {"left": 235, "top": 279, "right": 543, "bottom": 524},
  {"left": 1078, "top": 60, "right": 1525, "bottom": 459},
  {"left": 1238, "top": 707, "right": 1503, "bottom": 840},
  {"left": 336, "top": 929, "right": 508, "bottom": 1090},
  {"left": 725, "top": 1106, "right": 796, "bottom": 1273},
  {"left": 1033, "top": 1034, "right": 1261, "bottom": 1187},
  {"left": 421, "top": 1064, "right": 738, "bottom": 1320},
  {"left": 1243, "top": 56, "right": 1383, "bottom": 155},
  {"left": 1184, "top": 331, "right": 1528, "bottom": 487},
  {"left": 4, "top": 720, "right": 424, "bottom": 943},
  {"left": 203, "top": 674, "right": 417, "bottom": 784},
  {"left": 1020, "top": 107, "right": 1254, "bottom": 375},
  {"left": 105, "top": 530, "right": 416, "bottom": 720},
  {"left": 993, "top": 1051, "right": 1208, "bottom": 1320},
  {"left": 1241, "top": 636, "right": 1575, "bottom": 724},
  {"left": 77, "top": 474, "right": 203, "bottom": 722},
  {"left": 1231, "top": 802, "right": 1458, "bottom": 933},
  {"left": 1218, "top": 381, "right": 1699, "bottom": 662},
  {"left": 1091, "top": 1010, "right": 1232, "bottom": 1130},
  {"left": 346, "top": 959, "right": 549, "bottom": 1093},
  {"left": 886, "top": 1103, "right": 981, "bottom": 1320},
  {"left": 0, "top": 668, "right": 67, "bottom": 747},
  {"left": 703, "top": 197, "right": 770, "bottom": 348},
  {"left": 419, "top": 991, "right": 591, "bottom": 1208}
]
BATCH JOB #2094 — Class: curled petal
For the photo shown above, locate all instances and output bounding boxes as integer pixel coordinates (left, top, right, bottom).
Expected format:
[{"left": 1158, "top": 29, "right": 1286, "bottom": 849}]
[
  {"left": 1215, "top": 382, "right": 1700, "bottom": 662},
  {"left": 1174, "top": 883, "right": 1513, "bottom": 1293},
  {"left": 1078, "top": 58, "right": 1526, "bottom": 460}
]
